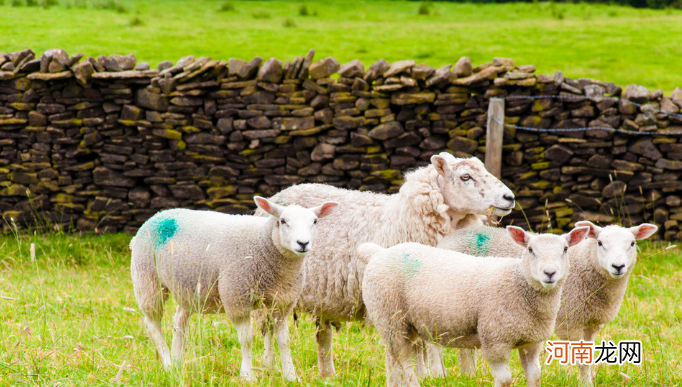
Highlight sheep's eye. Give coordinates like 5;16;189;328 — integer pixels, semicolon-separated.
630;241;635;247
597;241;603;247
461;174;471;181
280;219;287;225
563;246;568;253
313;219;318;225
528;247;533;254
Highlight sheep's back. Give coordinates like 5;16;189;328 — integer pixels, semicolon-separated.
438;225;524;258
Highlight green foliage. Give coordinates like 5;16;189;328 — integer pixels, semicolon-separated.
418;2;430;15
129;15;144;26
42;0;58;8
283;17;296;27
10;0;21;6
251;10;271;19
25;0;36;6
298;3;308;16
219;1;235;12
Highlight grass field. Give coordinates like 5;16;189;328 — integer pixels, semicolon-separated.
0;230;680;386
1;0;682;92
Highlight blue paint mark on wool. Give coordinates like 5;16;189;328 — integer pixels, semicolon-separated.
473;233;490;255
153;217;178;248
400;252;422;278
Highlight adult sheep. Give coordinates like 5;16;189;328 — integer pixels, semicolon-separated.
256;152;516;376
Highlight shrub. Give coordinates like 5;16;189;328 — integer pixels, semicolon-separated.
252;10;271;19
42;0;58;8
130;16;144;26
26;0;37;6
299;4;309;16
418;3;430;16
219;1;235;12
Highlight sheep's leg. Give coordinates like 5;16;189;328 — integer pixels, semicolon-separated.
519;343;542;387
263;321;278;371
426;343;447;378
144;315;172;369
315;318;336;377
384;348;403;387
234;317;255;381
273;312;298;381
133;269;171;369
171;305;191;365
482;346;512;387
578;326;601;387
414;340;428;379
460;348;476;376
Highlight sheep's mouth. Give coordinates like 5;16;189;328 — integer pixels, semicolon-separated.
609;271;626;279
541;280;557;288
491;206;514;216
295;249;308;254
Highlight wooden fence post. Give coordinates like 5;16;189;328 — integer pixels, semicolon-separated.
485;98;505;178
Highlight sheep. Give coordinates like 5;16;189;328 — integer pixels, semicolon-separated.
130;196;338;381
437;221;658;385
359;225;590;387
256;152;516;376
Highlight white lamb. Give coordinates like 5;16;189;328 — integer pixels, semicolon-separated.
359;225;589;387
437;221;658;385
129;197;338;381
256;153;516;376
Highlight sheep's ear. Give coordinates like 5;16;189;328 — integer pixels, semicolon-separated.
574;221;602;239
565;226;589;247
312;201;338;219
629;223;658;240
430;154;450;177
254;196;283;218
506;225;530;247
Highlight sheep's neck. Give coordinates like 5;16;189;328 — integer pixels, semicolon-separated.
260;218;305;283
517;259;563;323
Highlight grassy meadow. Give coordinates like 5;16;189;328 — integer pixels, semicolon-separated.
0;0;682;92
0;230;680;386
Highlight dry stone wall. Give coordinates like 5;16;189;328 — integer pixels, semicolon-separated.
1;48;681;237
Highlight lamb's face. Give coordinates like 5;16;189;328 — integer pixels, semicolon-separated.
431;153;515;217
575;221;658;279
508;226;589;290
254;196;338;257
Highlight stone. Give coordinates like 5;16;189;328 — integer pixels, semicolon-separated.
104;54;137;72
272;117;315;131
602;181;627;199
383;60;415;78
655;158;682;171
135;89;169;111
237;56;263;79
311;143;336;162
624;84;650;103
169;184;205;200
72;61;95;85
628;138;661;161
671;87;682;107
338;59;364;78
454;56;472;77
447;136;478;154
297;48;316;79
391;92;435;105
368;122;404;141
309;57;340;80
257;57;283;83
93;167;136;188
364;59;390;81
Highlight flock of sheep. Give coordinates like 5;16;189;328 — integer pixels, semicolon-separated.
129;152;657;386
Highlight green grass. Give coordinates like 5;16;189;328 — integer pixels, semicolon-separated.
1;1;682;92
0;231;680;386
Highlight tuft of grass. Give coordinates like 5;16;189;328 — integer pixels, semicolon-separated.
298;3;308;16
283;17;296;28
251;10;271;19
130;15;144;26
219;1;235;12
41;0;58;8
418;2;430;16
25;0;36;6
10;0;22;7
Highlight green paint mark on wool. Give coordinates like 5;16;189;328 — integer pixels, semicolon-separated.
152;217;178;248
473;233;490;256
400;252;422;278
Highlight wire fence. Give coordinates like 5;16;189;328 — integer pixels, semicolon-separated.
490;95;682;136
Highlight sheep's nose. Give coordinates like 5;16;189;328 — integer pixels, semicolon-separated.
612;264;625;274
297;240;309;250
503;193;515;203
544;270;556;280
